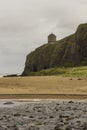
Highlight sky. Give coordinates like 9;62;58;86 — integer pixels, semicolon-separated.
0;0;87;75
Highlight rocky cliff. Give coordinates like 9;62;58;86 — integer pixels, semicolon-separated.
22;23;87;76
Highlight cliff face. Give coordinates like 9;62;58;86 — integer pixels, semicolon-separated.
22;23;87;76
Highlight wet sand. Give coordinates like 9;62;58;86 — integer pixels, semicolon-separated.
0;94;87;99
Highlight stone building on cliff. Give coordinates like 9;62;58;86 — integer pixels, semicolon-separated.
48;33;56;44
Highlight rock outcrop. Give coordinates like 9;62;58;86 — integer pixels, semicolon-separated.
22;23;87;76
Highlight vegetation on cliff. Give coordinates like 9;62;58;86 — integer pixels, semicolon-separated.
22;23;87;76
25;66;87;78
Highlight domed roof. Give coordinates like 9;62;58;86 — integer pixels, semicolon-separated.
48;33;56;37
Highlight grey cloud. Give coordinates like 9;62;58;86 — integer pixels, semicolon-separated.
0;0;87;75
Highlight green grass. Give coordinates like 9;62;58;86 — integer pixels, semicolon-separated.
28;66;87;78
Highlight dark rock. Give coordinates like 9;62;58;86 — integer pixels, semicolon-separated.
29;115;34;118
65;126;72;130
0;117;3;120
3;74;18;77
83;123;87;129
38;110;42;112
54;124;63;130
77;78;82;80
49;116;54;118
4;102;14;105
28;126;39;130
13;113;21;117
68;101;74;104
69;78;73;80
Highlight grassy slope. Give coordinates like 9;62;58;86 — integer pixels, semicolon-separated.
28;66;87;78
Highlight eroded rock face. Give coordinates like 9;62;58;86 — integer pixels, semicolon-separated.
22;23;87;76
75;24;87;47
75;24;87;65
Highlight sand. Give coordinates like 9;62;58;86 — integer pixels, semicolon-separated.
0;76;87;99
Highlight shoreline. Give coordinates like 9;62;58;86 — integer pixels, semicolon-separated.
0;94;87;100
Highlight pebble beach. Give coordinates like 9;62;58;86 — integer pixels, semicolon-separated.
0;100;87;130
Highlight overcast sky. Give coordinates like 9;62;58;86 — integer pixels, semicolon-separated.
0;0;87;75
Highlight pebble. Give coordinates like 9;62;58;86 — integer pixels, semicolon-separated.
3;102;14;105
0;100;87;130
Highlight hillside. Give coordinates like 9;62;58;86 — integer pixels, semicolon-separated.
22;23;87;76
23;66;87;78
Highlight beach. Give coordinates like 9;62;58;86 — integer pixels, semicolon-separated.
0;99;87;130
0;76;87;129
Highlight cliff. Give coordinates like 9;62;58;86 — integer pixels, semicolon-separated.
22;23;87;76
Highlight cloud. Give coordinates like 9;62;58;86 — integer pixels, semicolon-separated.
0;0;87;75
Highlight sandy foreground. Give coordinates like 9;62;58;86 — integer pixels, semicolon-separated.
0;76;87;94
0;76;87;99
0;99;87;130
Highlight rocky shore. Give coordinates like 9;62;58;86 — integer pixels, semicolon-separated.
0;100;87;130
